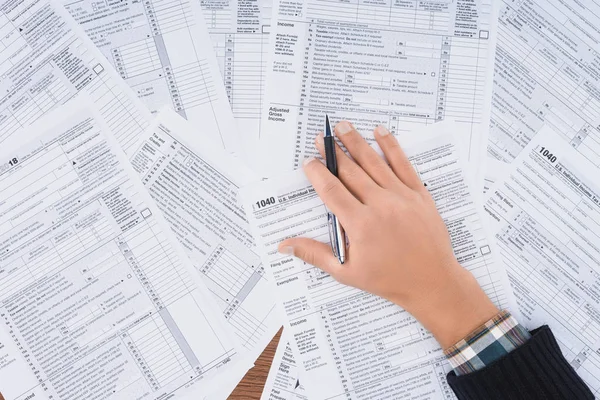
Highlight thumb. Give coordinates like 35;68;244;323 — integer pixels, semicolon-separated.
278;238;343;277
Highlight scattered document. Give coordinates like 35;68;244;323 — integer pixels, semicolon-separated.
0;0;152;153
130;109;281;363
0;103;245;400
261;332;307;400
257;0;499;182
242;127;517;399
485;125;600;394
482;163;506;194
205;365;252;400
488;0;600;172
201;0;272;147
62;0;241;154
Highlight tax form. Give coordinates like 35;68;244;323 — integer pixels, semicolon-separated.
485;126;600;396
61;0;241;153
256;0;498;181
0;0;151;153
488;0;600;173
130;110;281;364
201;0;272;147
0;104;245;400
241;129;517;399
261;331;307;400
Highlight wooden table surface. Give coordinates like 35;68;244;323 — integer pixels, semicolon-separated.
229;328;282;399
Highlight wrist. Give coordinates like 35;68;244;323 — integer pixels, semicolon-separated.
403;264;499;349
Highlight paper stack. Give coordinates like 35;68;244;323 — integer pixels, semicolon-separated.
0;0;599;399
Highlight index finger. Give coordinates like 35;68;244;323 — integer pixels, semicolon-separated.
303;157;363;223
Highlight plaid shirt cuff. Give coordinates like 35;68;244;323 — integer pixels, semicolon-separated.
444;310;531;375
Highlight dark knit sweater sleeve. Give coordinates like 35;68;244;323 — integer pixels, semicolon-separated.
447;326;594;400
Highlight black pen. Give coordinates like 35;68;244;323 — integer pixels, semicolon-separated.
324;115;346;264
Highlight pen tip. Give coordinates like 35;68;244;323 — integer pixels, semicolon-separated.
325;115;332;137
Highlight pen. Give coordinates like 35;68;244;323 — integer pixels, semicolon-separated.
324;115;346;264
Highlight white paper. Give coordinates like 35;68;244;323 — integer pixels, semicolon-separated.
0;102;246;400
485;125;600;394
129;109;281;365
261;331;307;400
0;0;152;153
241;126;518;399
203;364;251;400
201;0;272;149
255;0;499;184
488;0;600;170
482;161;508;195
204;371;248;400
61;0;241;154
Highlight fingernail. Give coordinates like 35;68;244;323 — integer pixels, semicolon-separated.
279;246;294;255
316;132;324;146
335;121;353;135
375;125;390;136
303;157;316;166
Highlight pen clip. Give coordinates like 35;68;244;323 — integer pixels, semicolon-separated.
327;212;339;259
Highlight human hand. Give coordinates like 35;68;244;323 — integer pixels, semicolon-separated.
278;121;498;348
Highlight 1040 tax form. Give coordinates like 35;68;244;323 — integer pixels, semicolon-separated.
488;0;600;171
485;126;600;395
201;0;272;149
0;0;152;153
130;109;281;364
62;0;242;154
0;104;244;400
242;128;517;399
257;0;498;184
260;331;307;400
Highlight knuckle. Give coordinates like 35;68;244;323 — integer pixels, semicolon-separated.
304;159;321;174
401;189;424;205
342;163;362;181
297;248;316;266
306;253;318;267
387;138;402;151
321;177;340;196
405;188;421;200
370;157;390;174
